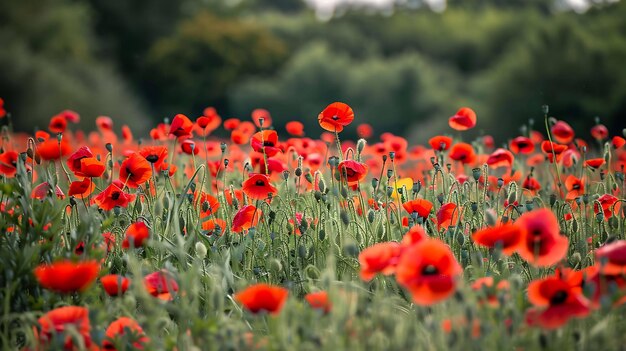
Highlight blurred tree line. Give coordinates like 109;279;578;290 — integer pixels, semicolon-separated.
1;0;624;140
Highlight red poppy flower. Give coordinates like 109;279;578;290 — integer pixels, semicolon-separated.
564;175;584;200
357;123;373;138
230;129;250;145
584;158;605;169
252;108;272;128
181;139;199;155
612;136;625;149
595;240;626;274
122;221;150;249
49;115;68;133
68;178;95;199
338;160;368;184
551;120;575;144
318;102;354;133
232;205;262;233
436;203;459;231
509;136;535;154
594;194;619;219
144;270;179;301
285;121;305;137
139;146;168;170
525;276;590;329
358;242;402;281
471;277;510;307
196;191;220;216
0;150;18;177
121;125;133;143
234;283;289;315
201;218;227;235
449;143;476;164
522;176;541;193
401;225;427;247
103;317;149;350
251;130;281;157
305;291;331;313
34;260;100;293
541;141;568;155
448;107;477;131
395;239;462;305
78;158;106;178
402;199;434;219
429;135;453;151
242;173;277;200
35;306;92;350
591;124;608;141
32;182;65;200
67;147;94;175
93;181;136;211
515;208;568;267
224;118;241;131
224;188;244;206
97;116;114;131
101;274;130;296
37;138;72;161
169;114;193;138
119;153;152;188
472;223;521;255
486;148;514;168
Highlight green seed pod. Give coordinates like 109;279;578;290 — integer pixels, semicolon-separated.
318;230;326;241
340;210;350;226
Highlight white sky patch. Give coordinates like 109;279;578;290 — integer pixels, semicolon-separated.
305;0;613;19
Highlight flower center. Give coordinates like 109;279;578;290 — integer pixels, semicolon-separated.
255;180;266;187
550;290;568;305
422;265;438;276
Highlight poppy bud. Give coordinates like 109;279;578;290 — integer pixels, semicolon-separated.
318;230;326;241
220;142;227;153
106;143;113;153
541;105;549;115
298;245;307;258
344;243;358;257
304;172;313;183
340;210;350;226
389;151;395;160
371;178;378;189
224;159;229;168
340;187;348;199
413;181;421;194
357;138;366;154
471;202;478;212
56;133;63;143
525;201;533;212
497;178;504;188
472;168;481;181
549;194;557;207
318;178;326;193
295;168;302;177
382;155;387;162
195;242;207;259
367;210;375;223
386;186;394;197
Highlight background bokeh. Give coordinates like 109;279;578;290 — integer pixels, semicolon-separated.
1;0;625;142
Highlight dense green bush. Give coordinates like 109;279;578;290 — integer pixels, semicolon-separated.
230;42;464;139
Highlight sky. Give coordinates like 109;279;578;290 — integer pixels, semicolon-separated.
305;0;598;19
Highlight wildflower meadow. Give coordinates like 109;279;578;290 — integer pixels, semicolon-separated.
1;100;626;350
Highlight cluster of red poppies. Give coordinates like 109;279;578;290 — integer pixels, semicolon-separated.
1;97;626;348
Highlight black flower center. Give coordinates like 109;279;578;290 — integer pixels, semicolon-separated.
550;290;568;305
422;265;438;276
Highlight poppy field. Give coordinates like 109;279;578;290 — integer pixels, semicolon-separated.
1;101;626;350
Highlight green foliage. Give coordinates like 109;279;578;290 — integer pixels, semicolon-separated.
230;43;462;138
0;0;149;133
476;2;626;137
143;11;288;117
